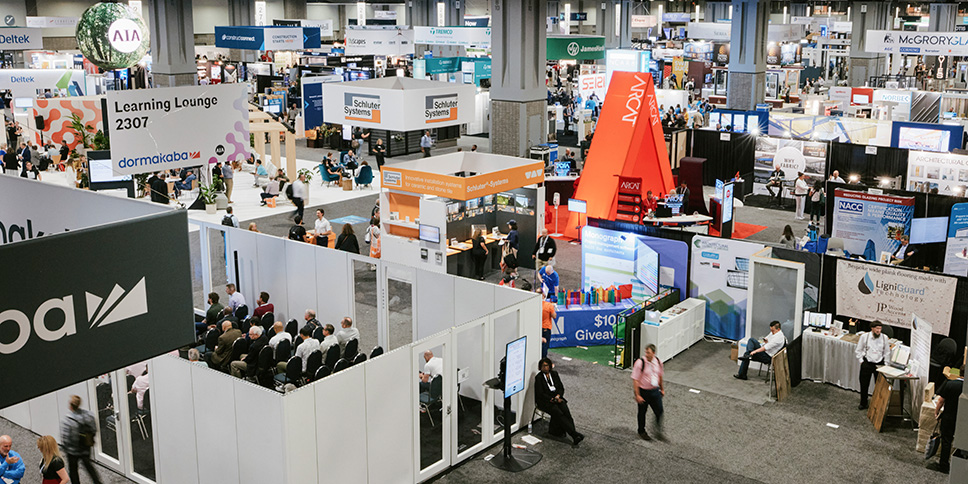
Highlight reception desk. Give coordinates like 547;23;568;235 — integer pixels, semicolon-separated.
446;234;504;278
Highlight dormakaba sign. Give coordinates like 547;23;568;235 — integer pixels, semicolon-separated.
866;30;968;56
0;28;43;50
108;84;249;175
0;210;193;408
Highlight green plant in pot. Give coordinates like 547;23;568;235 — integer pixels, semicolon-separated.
200;183;218;214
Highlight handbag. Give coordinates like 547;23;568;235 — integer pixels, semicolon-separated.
925;418;942;459
364;226;371;244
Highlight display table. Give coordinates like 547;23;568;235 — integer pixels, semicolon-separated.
446;234;502;278
801;330;862;393
549;300;636;348
639;298;705;362
640;213;713;229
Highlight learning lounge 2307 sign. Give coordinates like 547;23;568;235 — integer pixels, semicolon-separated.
835;259;956;334
108;84;250;175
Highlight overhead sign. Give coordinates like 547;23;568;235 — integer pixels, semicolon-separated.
866;30;968;56
344;27;414;56
381;161;544;199
0;27;44;50
836;259;956;334
578;73;606;101
301;75;342;136
107;83;250;175
214;25;322;51
687;22;730;40
663;12;692;23
414;26;490;46
0;69;85;97
322;78;475;131
768;24;805;43
274;18;333;37
26;16;78;28
547;35;606;60
0;210;193;409
76;2;149;70
631;15;657;28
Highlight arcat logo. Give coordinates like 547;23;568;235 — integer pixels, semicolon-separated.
0;277;148;355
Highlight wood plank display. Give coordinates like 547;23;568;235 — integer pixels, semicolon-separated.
772;348;791;402
867;374;891;432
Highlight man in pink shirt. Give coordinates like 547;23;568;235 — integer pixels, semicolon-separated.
632;344;665;440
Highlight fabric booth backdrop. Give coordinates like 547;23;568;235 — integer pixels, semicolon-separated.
690;130;756;197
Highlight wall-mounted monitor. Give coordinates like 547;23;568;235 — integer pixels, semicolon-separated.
446;202;460;214
418;224;441;244
88;151;132;183
568;198;587;214
910;217;948;244
466;198;479;210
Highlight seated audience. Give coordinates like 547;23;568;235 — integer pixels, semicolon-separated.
278;326;319;374
302;310;320;332
319;324;338;354
534;357;584;445
129;368;150;409
336;317;360;352
253;292;274;318
268;321;293;349
188;348;206;366
173;169;196;197
231;326;267;378
210;321;243;371
226;283;246;314
734;321;785;380
197;292;223;336
216;306;238;327
419;350;443;392
260;179;281;205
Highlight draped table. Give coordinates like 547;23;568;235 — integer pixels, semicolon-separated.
801;330;862;392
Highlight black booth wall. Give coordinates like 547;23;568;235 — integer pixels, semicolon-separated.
689;130;755;196
445;187;539;270
827;142;909;187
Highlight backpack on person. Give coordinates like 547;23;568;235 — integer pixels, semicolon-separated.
285;183;294;199
221;215;234;227
78;413;97;448
288;226;304;241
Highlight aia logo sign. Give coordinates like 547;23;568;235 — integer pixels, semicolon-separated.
108;18;145;53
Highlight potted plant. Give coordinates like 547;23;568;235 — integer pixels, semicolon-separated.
200;183;218;214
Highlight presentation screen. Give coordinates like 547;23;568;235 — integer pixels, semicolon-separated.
897;127;950;152
88;152;132;183
722;182;735;223
910;217;948;244
504;336;527;397
568;198;587;214
635;240;660;296
418;224;440;244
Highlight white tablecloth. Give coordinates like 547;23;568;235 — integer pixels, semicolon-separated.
801;330;862;392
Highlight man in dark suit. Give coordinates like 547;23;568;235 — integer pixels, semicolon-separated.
3;147;17;173
209;321;242;371
534;357;584;445
148;172;169;204
230;326;268;378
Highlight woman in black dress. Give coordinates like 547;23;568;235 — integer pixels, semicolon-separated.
335;223;360;254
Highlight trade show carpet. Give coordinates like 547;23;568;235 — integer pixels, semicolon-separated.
433;345;948;484
661;340;773;406
708;222;768;240
549;345;618;367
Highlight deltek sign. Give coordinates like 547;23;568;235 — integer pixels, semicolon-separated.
344;92;382;122
866;30;968;56
0;28;44;50
0;211;193;408
424;94;458;123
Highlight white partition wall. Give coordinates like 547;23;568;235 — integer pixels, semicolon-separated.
235;382;287;483
285;240;319;323
189;363;241;484
151;357;199;484
415;269;457;339
365;348;415;483
282;385;318;484
316;248;353;325
313;364;369;483
256;235;290;323
228;228;261;308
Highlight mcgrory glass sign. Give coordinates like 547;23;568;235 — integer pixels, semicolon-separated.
866;30;968;56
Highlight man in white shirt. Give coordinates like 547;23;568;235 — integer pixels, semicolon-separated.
319;324;339;355
226;283;246;314
855;321;891;410
794;172;809;220
130;369;150;409
735;321;785;380
336;316;360;352
312;208;333;246
291;172;307;220
419;350;443;392
268;321;292;350
829;170;845;184
277;326;319;373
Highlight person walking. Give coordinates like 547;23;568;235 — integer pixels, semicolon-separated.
929;371;964;474
221;159;235;203
60;395;103;484
632;344;665;441
793;172;809;220
372;138;386;170
809;179;825;222
420;130;433;157
367;216;381;259
291;172;307;220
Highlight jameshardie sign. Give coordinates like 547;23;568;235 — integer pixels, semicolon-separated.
547;35;605;60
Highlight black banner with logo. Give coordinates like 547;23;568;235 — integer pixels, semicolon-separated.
0;211;194;408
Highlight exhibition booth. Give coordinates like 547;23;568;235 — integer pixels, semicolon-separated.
378;152;545;275
321;77;476;156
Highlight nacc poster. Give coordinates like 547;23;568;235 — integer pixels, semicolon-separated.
831;189;914;258
688;235;765;340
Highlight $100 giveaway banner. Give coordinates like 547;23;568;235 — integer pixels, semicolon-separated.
836;259;956;334
108;84;250;175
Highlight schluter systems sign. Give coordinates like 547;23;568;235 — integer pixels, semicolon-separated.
0;211;193;408
343;92;382;123
381;162;544;199
425;93;458;123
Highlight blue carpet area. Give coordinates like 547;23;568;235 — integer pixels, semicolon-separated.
330;215;370;225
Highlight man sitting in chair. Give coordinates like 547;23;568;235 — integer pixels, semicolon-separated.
336;317;360;352
765;166;784;205
734;320;785;380
419;350;443;392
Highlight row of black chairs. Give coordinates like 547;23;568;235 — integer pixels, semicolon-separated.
270;344;384;390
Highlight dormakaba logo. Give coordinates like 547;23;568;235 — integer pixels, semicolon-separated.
0;277;148;355
622;75;652;124
425;94;458;123
343;92;381;122
117;150;199;169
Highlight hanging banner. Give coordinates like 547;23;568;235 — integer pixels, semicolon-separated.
943;203;968;276
578;73;606;102
906;150;968;195
831;189;914;258
301;75;341;136
274;19;333;37
322;78;476;131
688;236;765;340
546;35;606;60
687;22;730;40
835;259;956;334
663;12;692;23
866;30;968;56
344;27;414;56
0;27;44;50
413;26;490;46
214;26;321;50
26;16;78;28
107;83;250;175
631;15;657;29
0;210;193;409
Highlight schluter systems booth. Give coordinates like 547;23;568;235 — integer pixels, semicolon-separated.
322;77;476;157
379;152;545;277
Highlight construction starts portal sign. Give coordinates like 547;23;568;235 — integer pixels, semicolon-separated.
107;84;249;176
0;211;193;408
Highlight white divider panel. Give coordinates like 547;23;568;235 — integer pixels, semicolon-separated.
256;234;290;323
151;356;200;484
229;228;261;304
27;393;60;439
54;382;89;432
365;348;414;484
316;248;351;325
285;240;319;323
454;277;496;324
190;364;240;484
1;402;31;428
415;269;455;340
234;382;286;484
455;320;487;401
282;387;318;484
314;364;368;483
494;283;534;311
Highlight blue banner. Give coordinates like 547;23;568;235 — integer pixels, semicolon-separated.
550;302;633;348
944;203;968;275
830;189;914;260
215;26;321;50
302;81;323;132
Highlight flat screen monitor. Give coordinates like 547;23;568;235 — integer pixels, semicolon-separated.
465;198;479;210
88;151;132;183
568;198;587;214
13;97;32;108
503;336;527;397
722;182;735;223
635;240;660;296
495;193;511;206
418;224;440;244
515;194;529;208
446;202;460;214
896;126;952;152
910;217;948;244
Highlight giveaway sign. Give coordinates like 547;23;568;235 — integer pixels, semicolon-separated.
107;83;250;175
550;303;628;348
831;189;914;258
836;259;956;334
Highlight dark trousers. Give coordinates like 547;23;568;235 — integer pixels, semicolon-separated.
541;401;578;438
68;452;103;484
941;418;956;467
859;360;882;406
637;387;664;433
422;147;431;158
195;321;209;336
472;253;487;279
292;197;304;219
809;199;824;221
541;328;551;359
737;339;772;378
766;182;783;204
